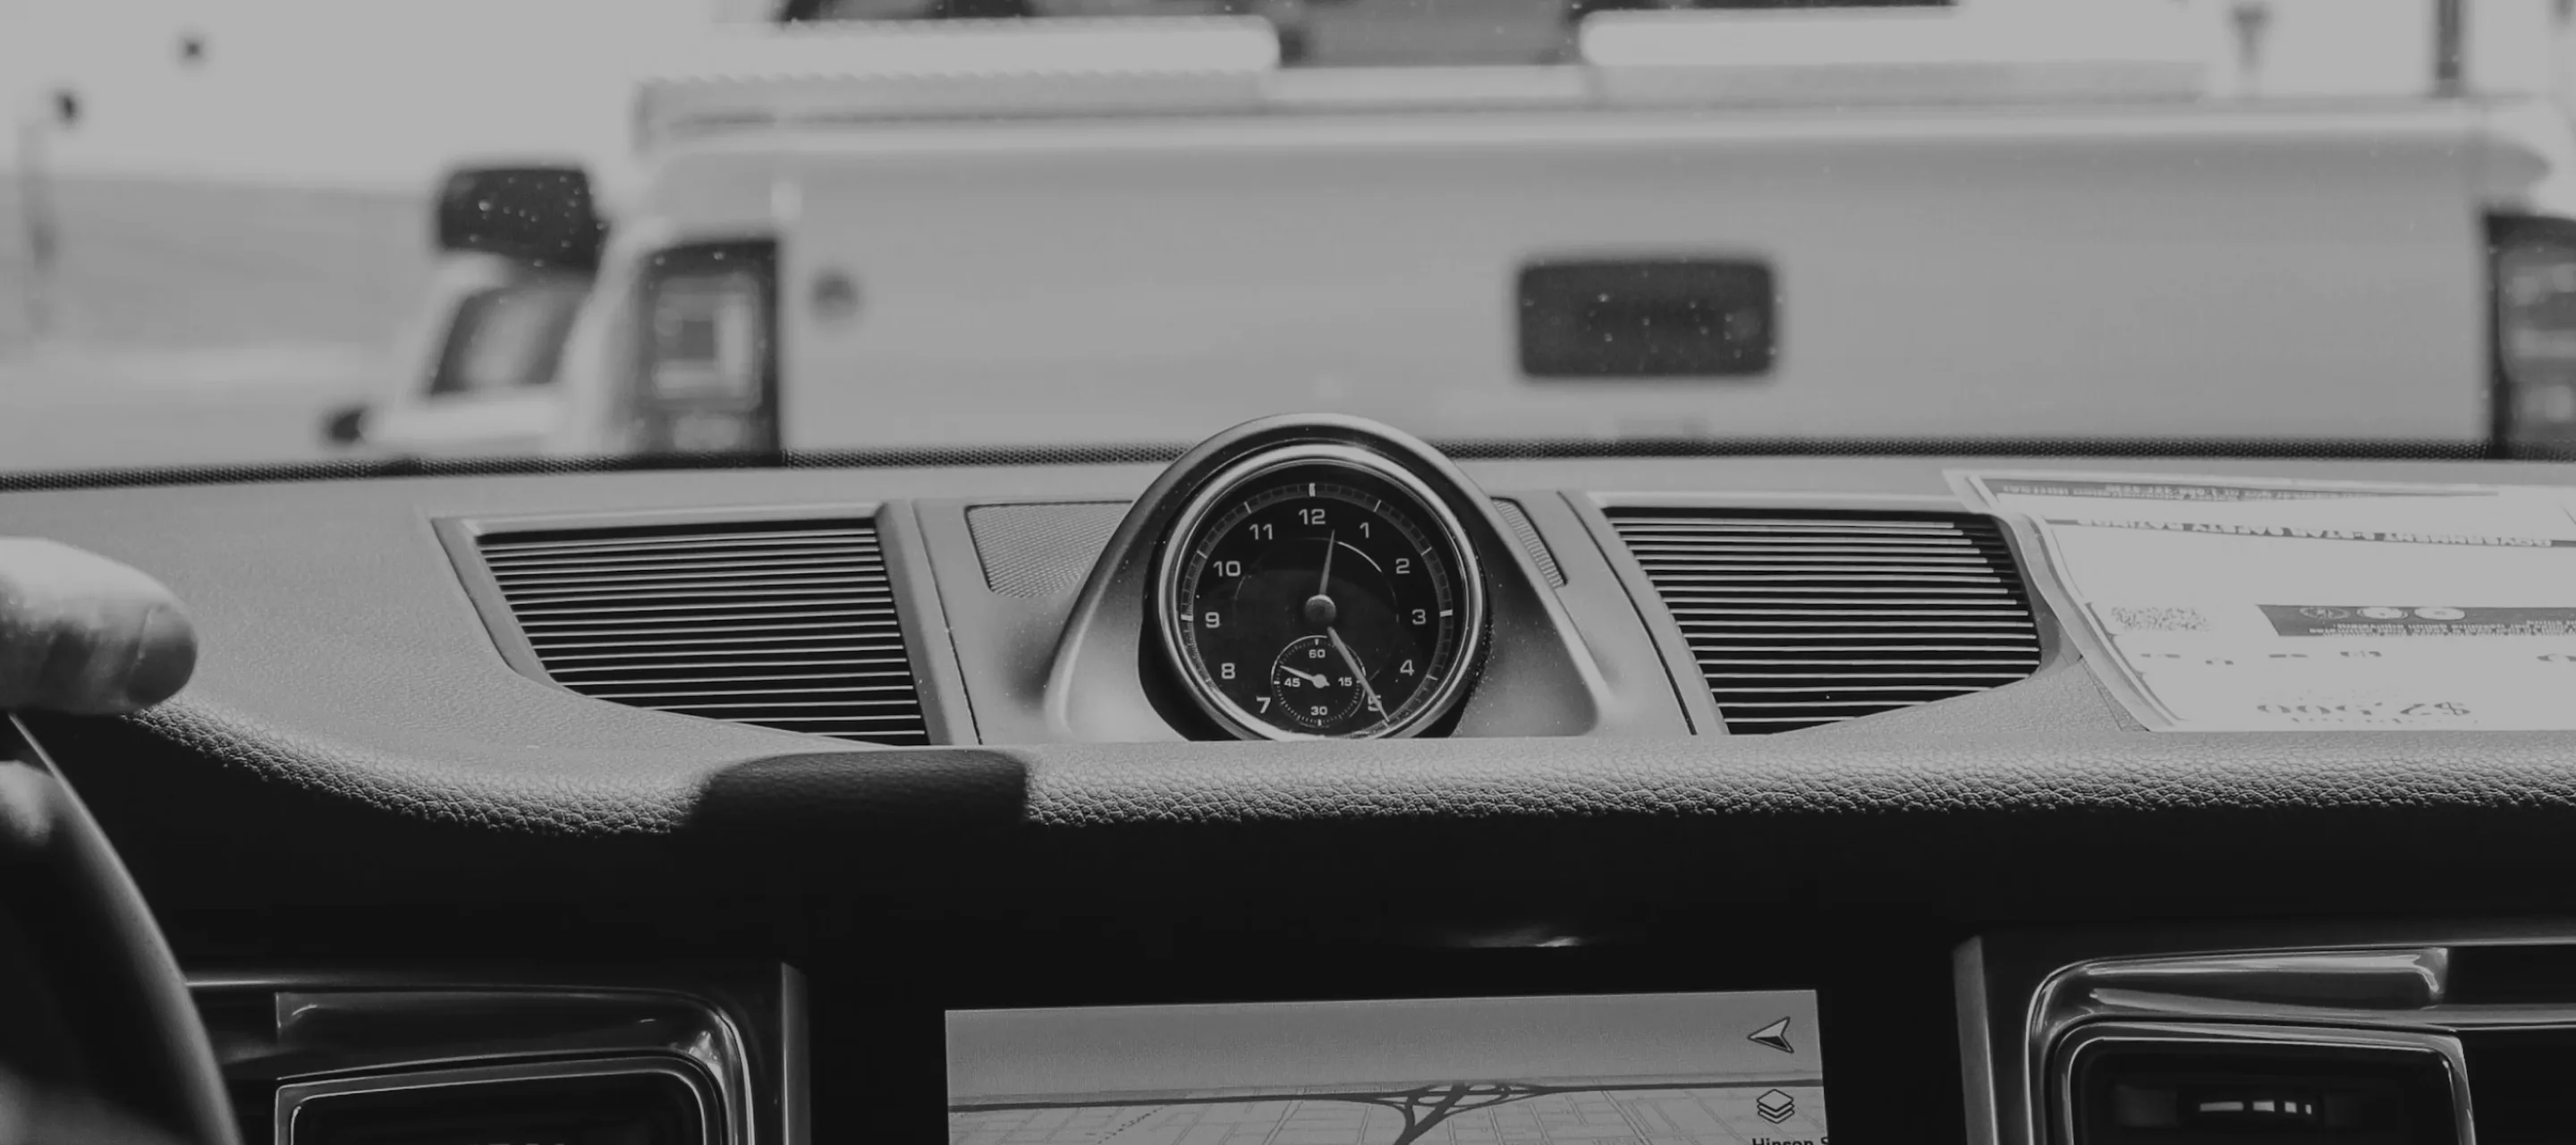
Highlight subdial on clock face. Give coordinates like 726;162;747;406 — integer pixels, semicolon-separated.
1268;634;1366;731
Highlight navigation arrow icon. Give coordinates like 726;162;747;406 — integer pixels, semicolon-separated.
1747;1017;1793;1054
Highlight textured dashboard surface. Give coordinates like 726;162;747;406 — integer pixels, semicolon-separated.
9;454;2576;917
964;501;1131;598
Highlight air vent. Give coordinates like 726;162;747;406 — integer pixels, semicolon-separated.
279;1062;712;1145
2062;1032;2462;1145
1609;508;2040;733
475;518;929;745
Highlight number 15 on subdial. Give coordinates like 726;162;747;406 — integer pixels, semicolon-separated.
1263;633;1379;729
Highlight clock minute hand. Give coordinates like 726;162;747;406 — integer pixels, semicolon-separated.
1326;626;1383;716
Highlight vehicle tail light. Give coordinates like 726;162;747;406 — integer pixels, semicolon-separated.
637;242;778;455
2489;216;2576;458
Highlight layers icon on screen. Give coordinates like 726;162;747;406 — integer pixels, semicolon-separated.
1757;1089;1795;1124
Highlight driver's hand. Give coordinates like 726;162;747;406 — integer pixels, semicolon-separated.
0;539;196;715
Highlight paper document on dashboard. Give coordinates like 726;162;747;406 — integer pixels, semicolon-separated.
1950;471;2576;731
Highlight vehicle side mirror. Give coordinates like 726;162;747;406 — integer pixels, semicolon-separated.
434;165;603;271
320;403;369;446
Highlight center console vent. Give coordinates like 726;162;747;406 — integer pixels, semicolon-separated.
190;969;790;1145
1606;507;2041;732
2062;1029;2464;1145
2003;945;2563;1145
461;515;930;745
279;1060;710;1145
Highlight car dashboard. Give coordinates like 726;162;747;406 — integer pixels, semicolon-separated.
8;419;2575;1145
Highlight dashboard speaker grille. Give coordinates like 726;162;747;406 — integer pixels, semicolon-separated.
474;518;929;746
1609;508;2040;733
967;501;1131;598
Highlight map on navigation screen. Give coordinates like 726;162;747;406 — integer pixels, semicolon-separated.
947;990;1827;1145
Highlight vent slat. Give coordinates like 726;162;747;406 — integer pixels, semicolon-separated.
476;518;928;746
1626;550;1990;564
536;644;911;665
1614;508;2040;734
504;598;896;619
1708;671;2033;681
1631;572;2010;584
1709;698;1970;710
498;577;890;598
1701;658;2039;666
650;698;929;711
1629;542;1984;551
514;604;898;626
485;542;881;566
580;684;921;701
484;550;881;575
514;612;900;635
487;543;877;566
1657;597;2012;606
480;528;877;556
1674;621;2033;632
492;562;888;588
1690;634;2035;644
499;580;894;606
567;670;916;689
530;630;902;653
1656;587;2011;598
1618;535;1979;546
546;656;913;675
1642;566;1997;578
1607;518;1970;532
1668;608;2031;618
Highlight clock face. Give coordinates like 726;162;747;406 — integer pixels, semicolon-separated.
1158;444;1486;741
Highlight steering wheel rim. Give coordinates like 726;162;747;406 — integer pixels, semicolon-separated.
0;714;239;1145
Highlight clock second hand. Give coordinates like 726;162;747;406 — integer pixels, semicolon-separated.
1326;626;1383;716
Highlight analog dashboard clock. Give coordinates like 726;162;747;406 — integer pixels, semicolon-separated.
1155;443;1487;740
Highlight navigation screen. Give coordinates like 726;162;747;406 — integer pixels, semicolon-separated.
948;989;1827;1145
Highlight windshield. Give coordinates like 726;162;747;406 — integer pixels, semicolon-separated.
0;0;2566;471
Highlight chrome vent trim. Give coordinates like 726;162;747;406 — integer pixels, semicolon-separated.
1609;508;2040;733
1490;497;1565;588
477;518;930;746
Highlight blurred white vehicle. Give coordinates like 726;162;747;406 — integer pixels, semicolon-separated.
780;0;1350;61
326;168;602;457
341;4;2576;461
